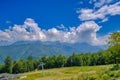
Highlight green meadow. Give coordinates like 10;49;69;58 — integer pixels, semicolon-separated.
20;64;120;80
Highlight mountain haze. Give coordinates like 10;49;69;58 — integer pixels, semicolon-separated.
0;41;107;63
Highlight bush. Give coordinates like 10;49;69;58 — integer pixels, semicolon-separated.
0;65;5;73
101;74;111;80
110;64;120;71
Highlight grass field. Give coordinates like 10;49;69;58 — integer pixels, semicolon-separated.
19;64;120;80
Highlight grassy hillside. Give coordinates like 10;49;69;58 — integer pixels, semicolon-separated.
19;64;120;80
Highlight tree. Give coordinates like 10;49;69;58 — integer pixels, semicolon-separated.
66;53;81;66
40;56;49;69
27;55;33;61
4;56;12;73
12;60;26;73
45;56;56;68
55;54;66;67
108;31;120;46
0;64;5;73
106;45;120;64
26;56;34;71
107;31;120;64
89;54;97;66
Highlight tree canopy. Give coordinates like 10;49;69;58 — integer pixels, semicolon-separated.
108;31;120;46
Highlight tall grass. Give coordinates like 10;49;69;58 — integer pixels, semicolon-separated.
20;64;120;80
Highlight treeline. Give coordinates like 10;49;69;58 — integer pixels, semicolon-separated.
0;44;120;74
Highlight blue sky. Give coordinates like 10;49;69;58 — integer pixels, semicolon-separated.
0;0;80;29
0;0;120;46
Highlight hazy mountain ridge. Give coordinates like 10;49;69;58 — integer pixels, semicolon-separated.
0;41;107;63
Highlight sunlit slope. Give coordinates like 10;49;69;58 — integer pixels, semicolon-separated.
20;65;120;80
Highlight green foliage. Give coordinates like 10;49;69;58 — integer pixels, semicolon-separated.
0;49;119;74
13;60;25;73
110;64;120;71
4;56;12;73
105;44;120;64
0;64;5;73
108;31;120;46
12;56;35;73
55;54;66;67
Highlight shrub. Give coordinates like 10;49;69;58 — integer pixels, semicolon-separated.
110;64;120;71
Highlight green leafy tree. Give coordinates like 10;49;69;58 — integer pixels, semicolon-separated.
26;56;34;71
106;45;120;64
4;56;12;73
55;54;66;67
96;52;106;65
108;31;120;46
46;56;56;68
40;56;49;69
66;53;81;66
12;60;24;73
0;64;5;73
89;54;97;66
107;31;120;64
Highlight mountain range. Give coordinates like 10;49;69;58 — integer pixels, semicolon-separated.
0;41;107;63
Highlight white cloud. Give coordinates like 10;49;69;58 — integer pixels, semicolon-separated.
0;30;10;40
94;0;112;8
89;0;112;7
75;21;108;45
78;1;120;21
5;18;46;42
101;17;108;22
0;18;108;46
56;24;68;31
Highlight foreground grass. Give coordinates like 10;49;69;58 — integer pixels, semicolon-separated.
19;64;120;80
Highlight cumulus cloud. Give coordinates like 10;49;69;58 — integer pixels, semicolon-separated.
75;21;108;45
78;1;120;21
0;30;10;40
5;18;46;42
0;18;108;46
